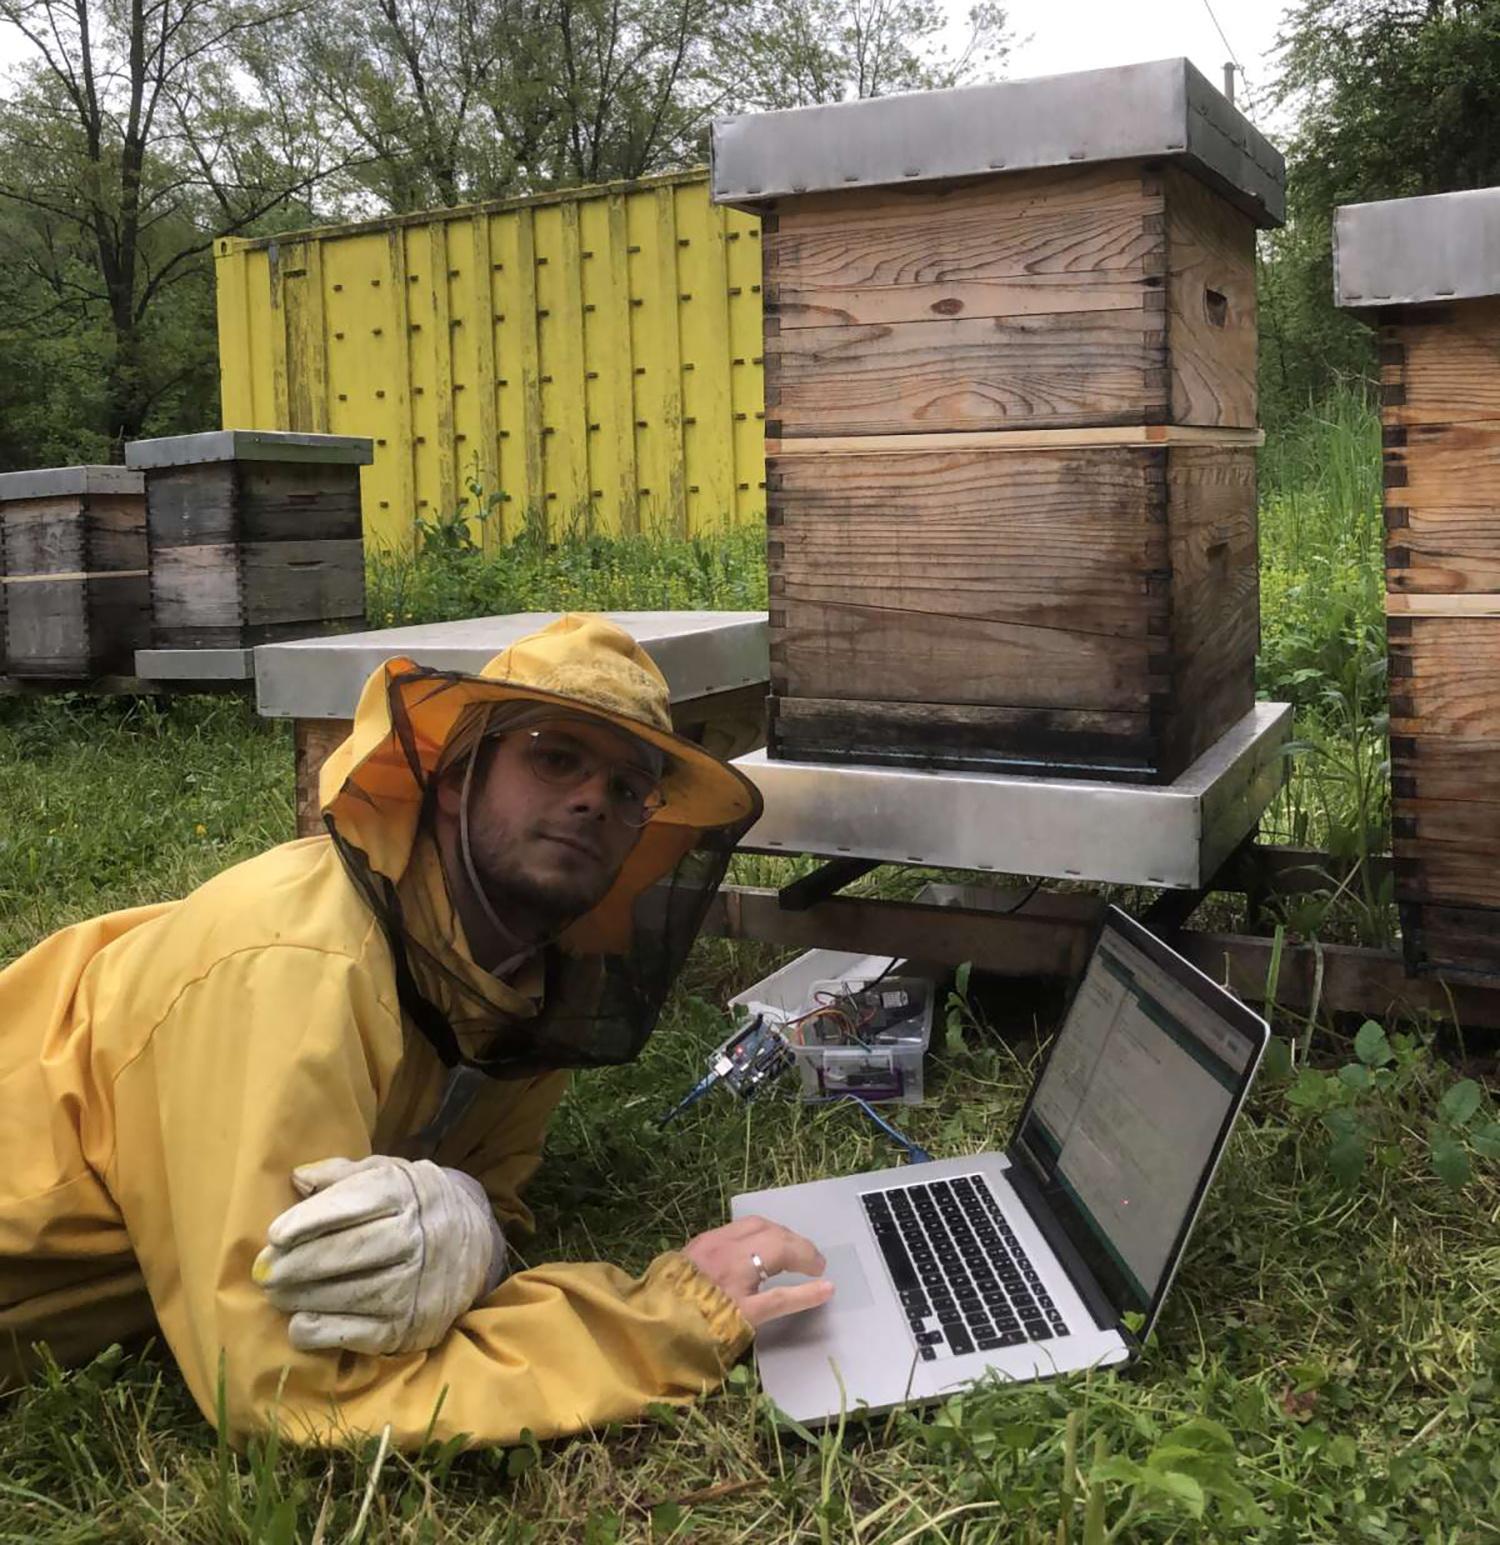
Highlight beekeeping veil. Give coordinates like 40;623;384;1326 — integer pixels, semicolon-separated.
317;614;762;1077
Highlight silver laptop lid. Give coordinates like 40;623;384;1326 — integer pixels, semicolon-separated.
1009;906;1269;1341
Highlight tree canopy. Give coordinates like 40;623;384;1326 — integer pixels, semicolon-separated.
5;0;1500;468
1260;0;1500;421
0;0;1010;468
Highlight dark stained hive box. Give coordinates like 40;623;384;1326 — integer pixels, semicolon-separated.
712;59;1284;783
765;431;1258;778
1336;188;1500;984
125;430;373;650
0;466;149;678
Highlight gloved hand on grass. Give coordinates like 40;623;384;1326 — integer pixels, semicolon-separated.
253;1156;507;1355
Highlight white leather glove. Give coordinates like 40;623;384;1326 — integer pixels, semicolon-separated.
252;1155;507;1355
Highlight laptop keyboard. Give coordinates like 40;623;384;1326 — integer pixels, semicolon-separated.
861;1173;1070;1361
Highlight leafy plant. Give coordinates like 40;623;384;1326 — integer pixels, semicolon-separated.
1283;1020;1500;1189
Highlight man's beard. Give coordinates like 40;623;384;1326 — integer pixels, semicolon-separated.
469;838;612;938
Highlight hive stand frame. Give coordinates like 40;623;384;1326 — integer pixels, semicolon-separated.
701;841;1500;1030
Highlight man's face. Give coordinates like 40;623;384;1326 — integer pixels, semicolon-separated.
439;716;656;930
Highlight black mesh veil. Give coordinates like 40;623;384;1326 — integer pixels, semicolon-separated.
324;665;760;1080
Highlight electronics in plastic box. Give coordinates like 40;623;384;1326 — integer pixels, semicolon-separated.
729;950;934;1105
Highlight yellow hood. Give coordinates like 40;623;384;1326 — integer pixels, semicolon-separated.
317;613;762;959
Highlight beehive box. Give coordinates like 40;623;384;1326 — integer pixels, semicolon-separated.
1336;188;1500;983
713;58;1284;783
0;466;149;678
125;430;373;649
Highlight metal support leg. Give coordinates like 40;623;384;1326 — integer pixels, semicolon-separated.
1140;833;1260;937
777;857;880;912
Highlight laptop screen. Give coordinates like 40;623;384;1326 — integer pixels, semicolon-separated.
1012;908;1266;1336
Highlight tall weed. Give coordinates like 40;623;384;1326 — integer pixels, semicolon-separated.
1256;387;1393;943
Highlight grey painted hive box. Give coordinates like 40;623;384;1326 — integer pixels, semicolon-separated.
0;465;149;678
125;429;373;651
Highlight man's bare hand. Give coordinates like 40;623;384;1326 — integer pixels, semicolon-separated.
681;1215;834;1328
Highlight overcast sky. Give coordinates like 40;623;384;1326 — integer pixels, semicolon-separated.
996;0;1294;133
0;0;1297;132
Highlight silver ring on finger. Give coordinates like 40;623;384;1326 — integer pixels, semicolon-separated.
750;1251;770;1288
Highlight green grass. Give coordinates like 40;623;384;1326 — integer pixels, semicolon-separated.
366;512;768;629
3;395;1499;1541
0;694;294;962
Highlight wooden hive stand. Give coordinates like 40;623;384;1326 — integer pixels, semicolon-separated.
1337;188;1500;986
712;59;1285;784
125;430;373;650
0;466;150;679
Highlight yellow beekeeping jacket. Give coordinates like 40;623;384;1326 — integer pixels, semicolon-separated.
0;618;759;1447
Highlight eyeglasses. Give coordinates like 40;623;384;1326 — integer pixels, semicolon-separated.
516;728;666;828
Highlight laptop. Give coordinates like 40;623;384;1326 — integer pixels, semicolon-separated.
732;905;1269;1423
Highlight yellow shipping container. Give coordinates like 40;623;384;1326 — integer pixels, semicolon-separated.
215;170;767;549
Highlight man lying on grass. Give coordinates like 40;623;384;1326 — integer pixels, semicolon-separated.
0;614;832;1446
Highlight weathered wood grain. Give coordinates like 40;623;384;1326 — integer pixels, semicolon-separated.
1383;421;1500;507
1379;296;1500;978
1387;617;1500;975
145;465;239;547
1163;167;1257;428
770;598;1168;714
771;695;1156;777
241;538;365;626
2;498;85;573
1381;299;1500;426
82;495;151;571
1388;617;1500;738
770;446;1168;641
238;463;364;542
768;443;1170;716
766;166;1156;329
766;440;1257;781
1390;734;1500;804
145;458;366;648
1387;505;1500;594
767;425;1266;455
763;161;1257;433
765;308;1165;434
1162;447;1259;771
150;544;242;632
1;492;148;676
3;579;86;676
295;716;353;837
1394;813;1500;907
1401;901;1500;984
1386;592;1500;615
763;163;1155;234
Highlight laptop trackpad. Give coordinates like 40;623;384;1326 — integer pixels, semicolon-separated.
769;1242;875;1312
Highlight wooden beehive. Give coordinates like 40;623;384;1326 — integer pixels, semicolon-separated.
0;466;149;678
125;430;372;650
713;59;1284;783
1336;189;1500;983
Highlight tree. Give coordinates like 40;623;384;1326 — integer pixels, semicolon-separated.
247;0;744;209
246;0;1013;214
1261;0;1500;420
0;0;350;457
239;0;504;210
726;0;1009;108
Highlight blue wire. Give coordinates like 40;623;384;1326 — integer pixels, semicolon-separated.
812;1094;933;1164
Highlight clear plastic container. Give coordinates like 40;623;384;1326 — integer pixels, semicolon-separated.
730;952;933;1105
